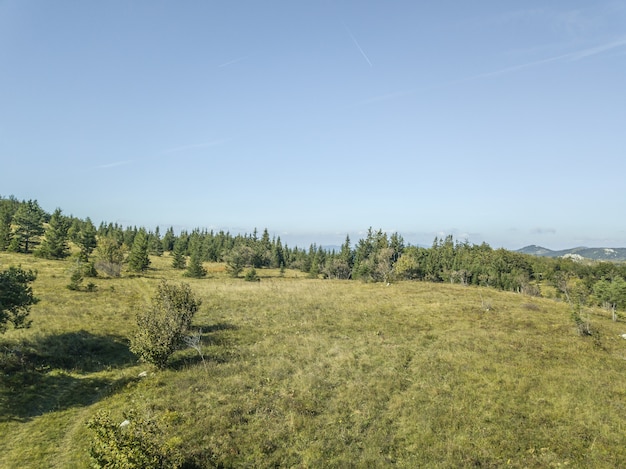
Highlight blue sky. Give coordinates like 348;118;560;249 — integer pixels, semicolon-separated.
1;1;625;249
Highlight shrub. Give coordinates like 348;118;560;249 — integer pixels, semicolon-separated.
130;281;201;368
87;409;184;468
244;268;260;282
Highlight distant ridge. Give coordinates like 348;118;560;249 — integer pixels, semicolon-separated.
517;245;626;261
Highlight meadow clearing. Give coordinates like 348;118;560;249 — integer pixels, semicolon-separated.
2;251;626;468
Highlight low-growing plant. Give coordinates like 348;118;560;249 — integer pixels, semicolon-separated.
87;409;184;469
244;268;260;282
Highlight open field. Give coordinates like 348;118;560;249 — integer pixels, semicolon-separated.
2;252;626;467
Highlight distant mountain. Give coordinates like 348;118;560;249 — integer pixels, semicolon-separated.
517;245;626;262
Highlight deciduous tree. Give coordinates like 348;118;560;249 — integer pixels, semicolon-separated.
130;281;201;368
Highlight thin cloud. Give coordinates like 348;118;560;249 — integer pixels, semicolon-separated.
469;36;626;80
162;140;227;155
359;90;415;105
95;160;133;169
217;56;247;68
343;22;373;67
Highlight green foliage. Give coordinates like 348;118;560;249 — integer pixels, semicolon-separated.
67;265;84;291
171;237;187;270
0;198;18;251
244;268;260;282
0;265;38;333
94;236;126;277
37;208;70;259
148;227;164;256
127;229;150;273
77;218;98;262
593;276;626;320
224;245;253;278
130;281;201;368
8;199;46;253
161;226;176;252
184;243;206;279
4;250;626;467
87;409;184;468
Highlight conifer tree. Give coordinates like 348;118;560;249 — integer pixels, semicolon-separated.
127;228;150;272
38;208;70;259
0;266;38;333
77;218;98;262
0;203;14;251
8;199;46;253
148;227;164;256
171;237;187;269
184;245;206;278
162;226;175;252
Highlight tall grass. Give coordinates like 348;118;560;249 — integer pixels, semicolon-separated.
2;251;626;467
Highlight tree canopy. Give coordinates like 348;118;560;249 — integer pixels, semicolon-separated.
0;266;38;333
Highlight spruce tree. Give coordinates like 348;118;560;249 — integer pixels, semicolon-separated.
77;218;98;262
38;208;70;259
127;228;150;272
171;237;187;269
0;203;13;251
162;226;175;252
184;245;206;278
148;227;164;256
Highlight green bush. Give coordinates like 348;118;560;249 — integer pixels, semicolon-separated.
87;409;184;468
244;268;260;282
130;281;201;368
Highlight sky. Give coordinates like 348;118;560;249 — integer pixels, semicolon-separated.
1;1;625;250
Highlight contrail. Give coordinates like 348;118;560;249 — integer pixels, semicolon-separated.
343;22;373;67
217;56;247;68
468;36;626;80
95;160;133;169
162;140;227;154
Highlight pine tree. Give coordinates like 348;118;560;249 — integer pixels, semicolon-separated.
8;200;46;253
38;208;70;259
127;228;150;273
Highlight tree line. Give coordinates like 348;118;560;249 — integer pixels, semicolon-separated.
2;195;626;316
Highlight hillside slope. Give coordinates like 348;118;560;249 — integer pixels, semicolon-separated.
517;244;626;261
2;252;626;467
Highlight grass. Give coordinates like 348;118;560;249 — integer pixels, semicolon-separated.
2;251;626;467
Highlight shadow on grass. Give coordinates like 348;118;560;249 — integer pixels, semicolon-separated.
168;322;237;370
25;330;136;373
0;331;138;422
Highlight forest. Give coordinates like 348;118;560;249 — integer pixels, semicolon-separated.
2;195;626;315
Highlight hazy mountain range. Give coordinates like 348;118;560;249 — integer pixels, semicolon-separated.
516;245;626;262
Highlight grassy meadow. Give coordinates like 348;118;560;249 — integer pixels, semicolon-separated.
2;251;626;467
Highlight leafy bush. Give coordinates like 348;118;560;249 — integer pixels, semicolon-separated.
87;409;184;468
130;281;201;368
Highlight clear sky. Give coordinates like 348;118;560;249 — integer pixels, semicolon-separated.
1;1;625;250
